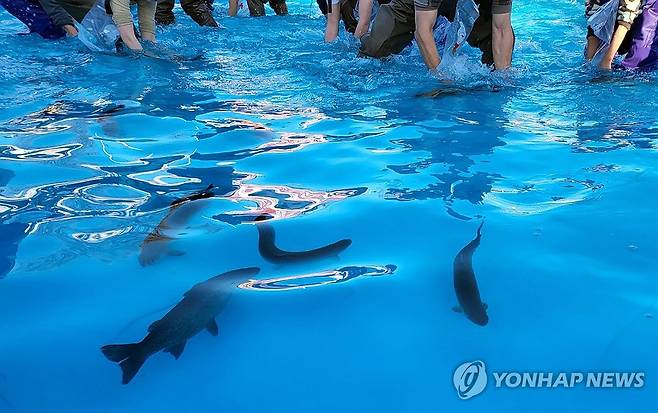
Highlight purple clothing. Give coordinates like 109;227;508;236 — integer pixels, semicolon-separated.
623;0;658;68
0;0;65;38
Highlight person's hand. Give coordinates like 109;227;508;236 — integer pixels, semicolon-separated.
354;22;369;39
599;58;613;70
63;25;78;37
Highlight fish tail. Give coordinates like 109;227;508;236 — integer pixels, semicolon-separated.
101;343;146;384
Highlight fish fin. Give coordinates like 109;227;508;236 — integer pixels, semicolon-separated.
147;320;161;332
206;318;219;336
452;306;463;313
167;249;185;257
101;343;145;385
164;341;186;360
476;221;484;238
483;303;488;310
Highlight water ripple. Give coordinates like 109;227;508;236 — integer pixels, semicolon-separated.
239;265;397;291
484;178;603;215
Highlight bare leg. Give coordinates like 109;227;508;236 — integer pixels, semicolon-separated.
585;34;600;60
599;25;630;70
325;5;340;42
492;12;513;70
229;0;238;16
414;9;440;70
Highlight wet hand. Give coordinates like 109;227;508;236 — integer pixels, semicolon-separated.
599;59;613;71
354;23;369;39
63;25;78;37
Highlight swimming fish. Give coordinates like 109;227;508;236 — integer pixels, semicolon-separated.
452;222;488;326
416;85;501;99
138;185;215;266
254;215;352;264
0;222;29;279
101;267;260;384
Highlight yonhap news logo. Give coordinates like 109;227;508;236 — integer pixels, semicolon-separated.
453;361;487;399
452;361;645;400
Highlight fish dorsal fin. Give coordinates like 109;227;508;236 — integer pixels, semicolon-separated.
147;319;162;332
164;341;186;360
206;318;219;336
483;303;488;310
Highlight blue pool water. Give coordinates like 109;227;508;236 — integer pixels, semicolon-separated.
1;1;658;411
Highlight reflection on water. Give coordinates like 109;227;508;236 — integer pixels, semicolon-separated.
219;173;367;221
484;178;603;215
239;265;397;291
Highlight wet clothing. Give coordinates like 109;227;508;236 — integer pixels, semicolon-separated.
155;0;218;26
0;0;65;38
415;0;511;14
109;0;156;37
586;0;645;29
247;0;287;16
360;0;511;64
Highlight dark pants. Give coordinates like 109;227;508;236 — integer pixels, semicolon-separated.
247;0;288;16
0;0;65;39
359;0;506;65
359;0;417;57
156;0;219;26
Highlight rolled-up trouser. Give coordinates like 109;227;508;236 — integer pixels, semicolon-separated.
247;0;288;16
359;0;416;57
0;0;65;38
359;0;455;58
155;0;176;24
109;0;157;38
155;0;217;26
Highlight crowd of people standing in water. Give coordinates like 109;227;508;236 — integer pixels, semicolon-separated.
1;0;658;71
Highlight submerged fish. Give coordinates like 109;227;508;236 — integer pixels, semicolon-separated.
416;85;501;99
254;215;352;264
101;267;260;384
0;222;29;279
452;222;488;326
138;185;215;266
